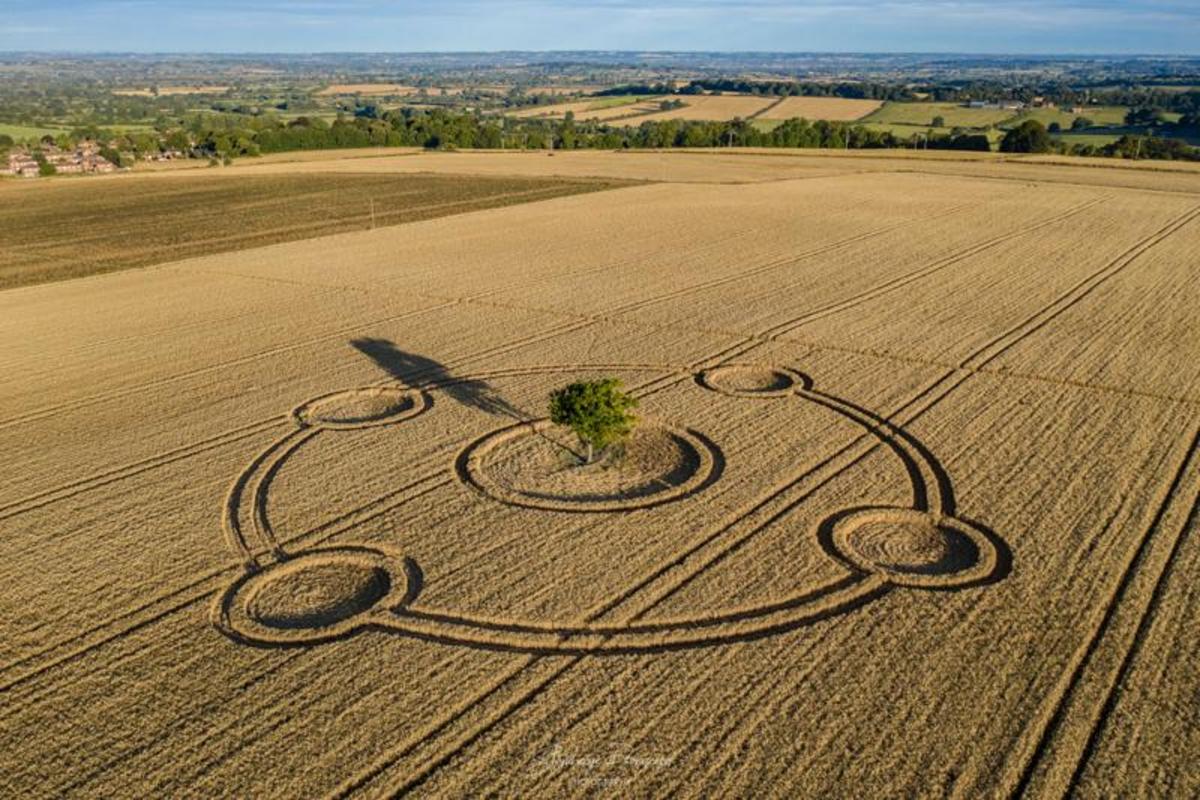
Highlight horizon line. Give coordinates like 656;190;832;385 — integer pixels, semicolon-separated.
1;49;1197;59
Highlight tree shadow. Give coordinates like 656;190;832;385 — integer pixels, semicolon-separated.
350;337;526;420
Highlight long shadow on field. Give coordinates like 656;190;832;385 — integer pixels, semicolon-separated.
350;337;526;420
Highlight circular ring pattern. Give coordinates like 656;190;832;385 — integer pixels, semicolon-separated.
214;545;412;645
822;506;999;589
456;419;718;512
217;362;1006;653
697;364;810;398
291;386;429;430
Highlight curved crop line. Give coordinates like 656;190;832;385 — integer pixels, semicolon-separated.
250;427;321;560
221;428;307;571
799;386;950;517
375;575;888;655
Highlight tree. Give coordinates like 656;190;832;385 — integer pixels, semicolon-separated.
999;119;1052;153
1125;107;1164;127
1071;116;1093;131
931;115;945;128
1048;122;1062;134
548;378;638;465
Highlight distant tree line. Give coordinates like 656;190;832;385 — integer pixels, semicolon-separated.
595;79;914;101
7;107;1197;169
176;108;990;158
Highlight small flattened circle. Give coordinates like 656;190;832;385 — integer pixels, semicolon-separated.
823;506;999;589
247;559;391;629
697;364;809;398
291;386;429;430
216;546;413;646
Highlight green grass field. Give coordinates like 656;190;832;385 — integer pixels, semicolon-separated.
859;121;952;138
1007;106;1129;129
1053;132;1123;148
862;101;1016;128
585;95;653;111
857;121;1003;146
0;123;69;142
0;172;628;290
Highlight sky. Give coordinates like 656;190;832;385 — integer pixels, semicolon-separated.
0;0;1196;55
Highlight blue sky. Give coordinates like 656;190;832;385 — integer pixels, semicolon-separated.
0;1;1195;55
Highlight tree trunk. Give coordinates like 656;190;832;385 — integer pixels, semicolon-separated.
585;441;594;465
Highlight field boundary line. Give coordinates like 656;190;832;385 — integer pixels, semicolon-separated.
885;165;1200;198
0;180;627;296
747;95;787;120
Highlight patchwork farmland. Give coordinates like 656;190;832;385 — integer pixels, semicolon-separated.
1;149;1198;797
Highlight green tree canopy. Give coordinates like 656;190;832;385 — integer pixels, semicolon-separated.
548;378;638;464
999;120;1053;153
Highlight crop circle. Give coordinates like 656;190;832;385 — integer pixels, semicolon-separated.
823;506;998;589
458;419;718;512
698;364;808;398
291;386;429;430
215;546;411;645
247;559;391;629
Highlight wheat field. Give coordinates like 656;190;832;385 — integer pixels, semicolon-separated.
1;150;1197;797
758;96;884;122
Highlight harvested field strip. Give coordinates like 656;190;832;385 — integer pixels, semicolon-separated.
757;96;884;122
0;186;766;392
0;172;630;290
